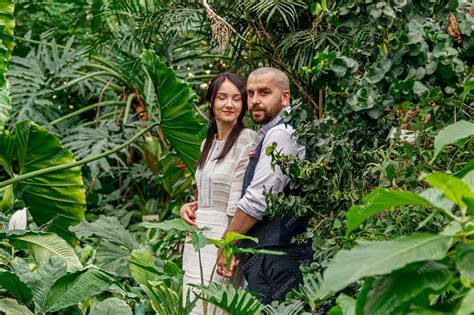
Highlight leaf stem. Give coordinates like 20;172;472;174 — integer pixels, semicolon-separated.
49;101;126;126
0;122;160;188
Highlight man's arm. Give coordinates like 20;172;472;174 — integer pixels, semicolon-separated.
216;208;257;277
225;208;258;236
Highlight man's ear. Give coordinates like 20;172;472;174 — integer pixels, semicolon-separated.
281;89;290;107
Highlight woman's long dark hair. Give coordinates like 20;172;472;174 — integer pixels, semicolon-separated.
196;73;248;169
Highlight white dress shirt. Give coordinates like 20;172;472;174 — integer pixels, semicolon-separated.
237;108;305;220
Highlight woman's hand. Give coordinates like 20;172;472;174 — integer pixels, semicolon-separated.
180;201;198;227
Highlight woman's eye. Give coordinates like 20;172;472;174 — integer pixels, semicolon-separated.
217;95;226;100
233;97;241;102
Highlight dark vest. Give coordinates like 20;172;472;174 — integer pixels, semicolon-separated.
238;118;311;249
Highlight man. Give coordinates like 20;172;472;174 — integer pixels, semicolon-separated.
215;67;312;304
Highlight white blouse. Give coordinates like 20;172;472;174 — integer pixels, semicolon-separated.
195;128;259;217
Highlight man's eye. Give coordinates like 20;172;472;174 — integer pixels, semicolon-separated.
248;92;254;96
261;91;268;96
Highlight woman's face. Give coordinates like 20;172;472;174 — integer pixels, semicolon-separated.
212;79;243;125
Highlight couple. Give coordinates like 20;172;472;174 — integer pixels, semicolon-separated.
181;67;312;314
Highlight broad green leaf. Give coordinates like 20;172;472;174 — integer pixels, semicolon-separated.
318;233;451;298
0;184;14;213
457;288;474;315
95;241;133;277
140;218;197;233
9;231;82;272
130;248;159;286
356;261;452;314
454;159;474;178
0;269;32;303
146;280;196;315
0;129;13;175
462;170;474;191
0;0;15;132
195;283;263;315
44;268;115;313
455;244;474;283
129;248;162;313
433;120;474;158
13;121;86;243
14;256;67;311
71;217;139;250
191;231;212;251
90;298;132;315
222;231;258;246
346;188;433;234
140;51;206;173
335;293;355;315
418;188;453;213
0;298;32;315
424;172;474;209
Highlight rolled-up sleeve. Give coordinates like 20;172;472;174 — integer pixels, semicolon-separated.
238;127;304;220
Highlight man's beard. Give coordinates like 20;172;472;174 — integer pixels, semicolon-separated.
250;104;283;125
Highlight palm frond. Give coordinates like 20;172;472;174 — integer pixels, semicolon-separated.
146;281;196;315
262;300;305;315
61;121;136;177
194;283;263;315
238;0;307;30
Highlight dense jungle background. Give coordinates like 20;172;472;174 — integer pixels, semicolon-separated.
0;0;473;314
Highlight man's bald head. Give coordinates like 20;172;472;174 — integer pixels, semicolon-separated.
248;67;290;91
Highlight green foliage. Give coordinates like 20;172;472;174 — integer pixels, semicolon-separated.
42;268;114;313
0;121;86;243
0;268;32;303
0;298;32;315
434;120;474;158
195;283;263;315
71;216;139;276
13;256;68;312
8;231;83;272
356;262;452;314
317;233;451;298
89;297;133;315
139;50;206;173
0;0;15;132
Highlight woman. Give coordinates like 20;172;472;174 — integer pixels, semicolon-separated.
180;73;258;314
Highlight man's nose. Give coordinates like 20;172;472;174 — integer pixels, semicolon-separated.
250;94;259;105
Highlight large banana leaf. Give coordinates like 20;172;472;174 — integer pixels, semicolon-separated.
90;297;132;315
13;256;67;312
457;288;474;315
43;268;115;313
140;51;206;173
8;231;83;272
71;216;138;276
10;121;86;243
0;268;32;303
356;261;452;314
318;233;451;298
71;216;138;250
0;298;32;315
0;0;15;131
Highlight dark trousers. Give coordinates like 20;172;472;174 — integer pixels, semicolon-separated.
240;246;312;304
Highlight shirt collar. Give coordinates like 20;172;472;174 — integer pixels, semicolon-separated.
257;107;290;139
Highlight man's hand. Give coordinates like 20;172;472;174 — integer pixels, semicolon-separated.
216;248;239;278
180;201;197;227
